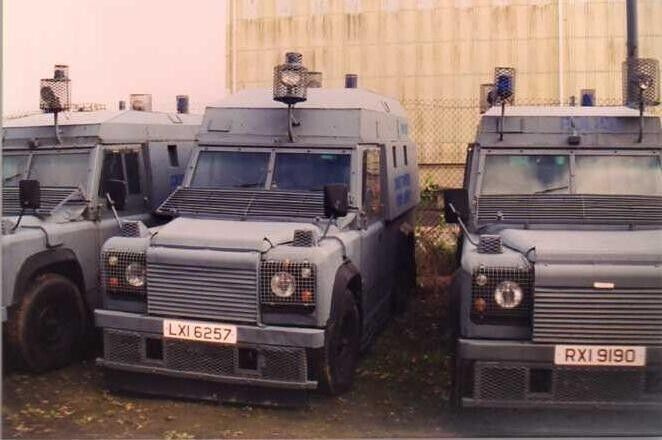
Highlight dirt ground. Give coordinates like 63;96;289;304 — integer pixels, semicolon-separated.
3;283;662;439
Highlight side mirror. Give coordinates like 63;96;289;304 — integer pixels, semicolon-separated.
105;179;127;211
443;188;469;224
324;184;349;218
19;179;41;210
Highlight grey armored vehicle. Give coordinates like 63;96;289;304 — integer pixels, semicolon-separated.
445;63;662;409
95;54;420;402
2;73;200;372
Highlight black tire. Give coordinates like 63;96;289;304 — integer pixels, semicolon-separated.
318;289;361;395
8;273;86;372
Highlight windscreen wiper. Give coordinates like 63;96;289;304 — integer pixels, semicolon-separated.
3;173;22;183
534;184;569;195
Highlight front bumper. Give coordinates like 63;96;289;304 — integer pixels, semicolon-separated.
95;309;324;395
457;339;662;409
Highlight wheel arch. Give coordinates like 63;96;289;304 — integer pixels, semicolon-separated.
329;261;363;329
13;248;86;308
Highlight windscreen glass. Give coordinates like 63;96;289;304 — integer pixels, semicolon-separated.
481;154;570;195
3;154;29;186
191;151;270;188
575;155;662;195
28;153;90;188
272;153;351;191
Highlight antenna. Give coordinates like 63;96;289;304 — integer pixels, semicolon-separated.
40;65;71;144
622;57;660;142
273;52;308;142
493;67;516;141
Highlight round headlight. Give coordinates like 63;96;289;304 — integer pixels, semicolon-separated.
281;70;302;87
494;280;523;309
271;271;296;298
126;263;146;287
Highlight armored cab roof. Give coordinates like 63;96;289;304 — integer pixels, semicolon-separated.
2;110;202;148
199;88;411;146
478;105;661;149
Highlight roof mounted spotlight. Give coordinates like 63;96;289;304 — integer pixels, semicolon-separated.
273;52;308;142
623;57;660;142
40;64;71;145
493;67;516;141
479;83;495;114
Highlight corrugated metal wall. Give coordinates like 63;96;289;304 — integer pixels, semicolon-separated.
226;0;662;187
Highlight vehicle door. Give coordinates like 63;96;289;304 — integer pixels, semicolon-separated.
359;145;387;323
96;145;149;244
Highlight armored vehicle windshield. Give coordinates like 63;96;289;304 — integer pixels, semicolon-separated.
191;150;351;191
3;150;91;189
481;152;661;195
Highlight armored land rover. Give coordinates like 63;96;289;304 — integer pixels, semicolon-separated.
445;64;662;409
2;95;200;372
95;55;420;403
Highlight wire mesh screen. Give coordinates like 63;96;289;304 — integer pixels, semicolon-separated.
39;79;70;112
622;58;661;107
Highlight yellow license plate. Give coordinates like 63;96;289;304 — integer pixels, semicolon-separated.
163;319;237;345
554;345;646;367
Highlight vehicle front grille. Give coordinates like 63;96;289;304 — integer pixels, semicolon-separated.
533;287;662;345
147;262;258;323
476;194;662;225
103;330;308;384
473;361;662;404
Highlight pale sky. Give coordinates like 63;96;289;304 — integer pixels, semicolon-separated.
2;0;227;116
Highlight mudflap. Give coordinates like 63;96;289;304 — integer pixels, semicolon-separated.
103;369;310;408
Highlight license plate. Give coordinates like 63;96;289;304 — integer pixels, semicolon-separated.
554;345;646;367
163;319;237;345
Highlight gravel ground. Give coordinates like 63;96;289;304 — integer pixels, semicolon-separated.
3;284;662;438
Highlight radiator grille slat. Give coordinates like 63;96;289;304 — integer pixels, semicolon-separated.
156;187;325;219
147;261;258;323
533;288;662;345
2;186;85;216
477;194;662;225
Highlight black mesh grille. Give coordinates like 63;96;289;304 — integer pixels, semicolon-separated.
101;250;146;297
260;260;316;307
623;57;660;107
157;187;325;219
104;331;142;364
477;194;662;225
554;368;644;402
165;340;235;376
292;230;315;247
477;235;502;254
475;364;527;401
273;52;308;105
471;266;533;323
472;361;662;404
102;330;308;384
120;221;140;237
39;78;71;112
